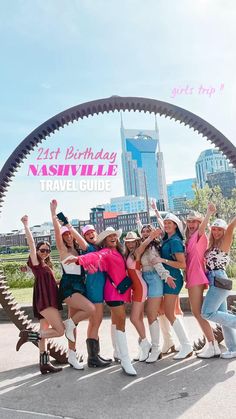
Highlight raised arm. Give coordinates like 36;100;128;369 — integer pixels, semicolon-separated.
64;248;111;273
135;228;162;258
21;215;38;266
136;213;143;237
222;216;236;253
198;203;216;237
150;200;164;232
50;200;65;255
67;224;88;251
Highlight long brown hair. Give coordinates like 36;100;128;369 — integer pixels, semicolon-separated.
124;240;140;260
100;237;124;256
36;241;53;269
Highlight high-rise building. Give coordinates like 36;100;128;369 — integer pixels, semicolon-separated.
207;170;236;198
167;178;196;211
121;114;168;209
97;195;154;214
195;149;230;188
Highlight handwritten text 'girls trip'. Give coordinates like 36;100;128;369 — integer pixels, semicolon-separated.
171;83;224;99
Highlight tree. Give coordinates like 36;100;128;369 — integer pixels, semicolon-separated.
187;185;236;223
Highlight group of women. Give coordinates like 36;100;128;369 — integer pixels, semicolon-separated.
16;199;236;376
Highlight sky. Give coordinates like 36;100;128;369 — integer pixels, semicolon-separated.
0;0;236;232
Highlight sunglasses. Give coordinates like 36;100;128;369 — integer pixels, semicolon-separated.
38;248;51;254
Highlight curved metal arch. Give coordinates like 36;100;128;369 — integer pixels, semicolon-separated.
0;96;236;203
0;95;235;362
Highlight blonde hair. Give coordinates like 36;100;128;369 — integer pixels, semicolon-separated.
206;231;225;254
185;220;201;244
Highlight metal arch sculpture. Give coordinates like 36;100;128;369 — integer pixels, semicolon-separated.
0;95;235;361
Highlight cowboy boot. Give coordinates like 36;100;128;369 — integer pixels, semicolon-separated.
40;351;62;374
197;340;221;359
86;339;111;368
111;324;121;362
159;315;176;354
172;318;193;360
115;330;137;376
139;338;152;362
16;330;41;351
146;320;162;363
68;349;84;370
64;318;76;342
97;339;112;363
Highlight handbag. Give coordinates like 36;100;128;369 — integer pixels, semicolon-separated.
106;272;132;294
214;275;232;291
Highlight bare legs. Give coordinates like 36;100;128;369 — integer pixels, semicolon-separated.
188;285;214;342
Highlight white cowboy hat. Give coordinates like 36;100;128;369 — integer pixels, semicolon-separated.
96;227;122;245
211;219;227;230
163;213;184;237
186;211;203;223
124;231;141;242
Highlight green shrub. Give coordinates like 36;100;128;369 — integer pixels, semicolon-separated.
0;260;62;288
226;263;236;278
0;261;34;288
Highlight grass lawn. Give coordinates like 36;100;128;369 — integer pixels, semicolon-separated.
0;249;59;262
11;287;33;304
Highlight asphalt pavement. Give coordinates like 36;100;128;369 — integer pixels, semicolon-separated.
0;316;236;419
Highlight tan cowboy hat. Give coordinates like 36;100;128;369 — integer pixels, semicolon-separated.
163;213;184;237
96;226;122;245
186;211;203;223
124;231;141;242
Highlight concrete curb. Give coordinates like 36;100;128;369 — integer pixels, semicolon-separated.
1;293;236;322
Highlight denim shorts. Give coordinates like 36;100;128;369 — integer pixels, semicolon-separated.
142;271;164;298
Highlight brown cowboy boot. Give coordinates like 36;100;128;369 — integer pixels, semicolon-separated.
16;330;41;351
40;351;62;374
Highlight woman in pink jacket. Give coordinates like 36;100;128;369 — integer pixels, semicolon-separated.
64;227;137;377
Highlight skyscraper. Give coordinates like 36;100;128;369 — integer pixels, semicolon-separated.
167;178;196;211
120;114;168;209
195;149;230;188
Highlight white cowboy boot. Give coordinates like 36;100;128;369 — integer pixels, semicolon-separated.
172;318;193;360
139;338;152;362
133;338;141;361
68;349;84;369
146;320;162;363
159;315;176;354
115;330;137;376
197;341;221;359
64;318;76;342
111;324;120;362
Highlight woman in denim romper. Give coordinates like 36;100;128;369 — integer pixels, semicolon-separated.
201;217;236;358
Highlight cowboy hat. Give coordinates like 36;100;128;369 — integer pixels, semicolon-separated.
211;219;227;230
124;231;141;242
186;211;203;223
163;213;184;237
96;227;122;245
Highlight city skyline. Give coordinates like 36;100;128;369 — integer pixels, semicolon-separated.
0;1;235;232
